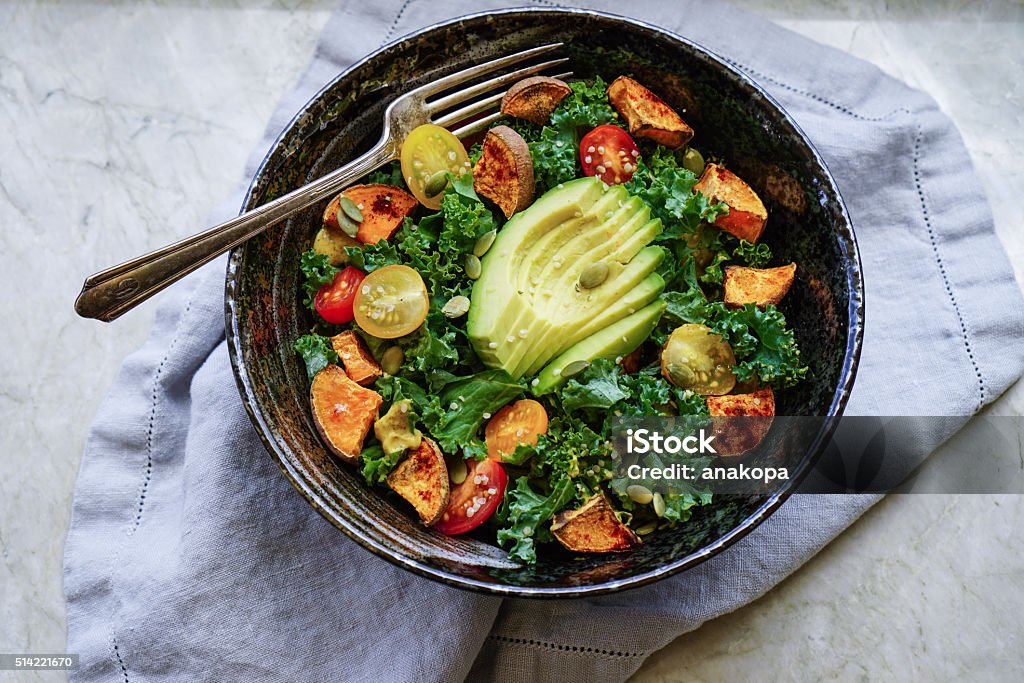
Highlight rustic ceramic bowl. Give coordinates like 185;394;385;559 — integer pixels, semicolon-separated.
225;8;863;597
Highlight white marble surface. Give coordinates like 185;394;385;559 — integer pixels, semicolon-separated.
0;1;1021;681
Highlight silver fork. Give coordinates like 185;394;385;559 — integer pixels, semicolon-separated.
75;44;570;322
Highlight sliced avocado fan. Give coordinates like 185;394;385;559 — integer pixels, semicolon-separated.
467;176;667;385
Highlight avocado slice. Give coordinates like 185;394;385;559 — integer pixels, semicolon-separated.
468;177;665;378
513;249;666;377
468;176;606;364
533;299;668;395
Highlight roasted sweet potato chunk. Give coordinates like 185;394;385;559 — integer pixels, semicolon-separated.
330;330;382;386
337;184;417;245
551;492;640;553
387;437;450;525
501;75;571;125
472;125;535;218
723;263;796;309
706;387;775;457
694;164;768;243
310;364;383;464
607;76;693;149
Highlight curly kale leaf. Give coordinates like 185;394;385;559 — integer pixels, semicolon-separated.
359;441;405;486
299;250;339;311
496;476;575;564
660;276;807;388
427;369;525;454
520;77;621;194
367;160;406;188
733;239;773;268
293;333;338;381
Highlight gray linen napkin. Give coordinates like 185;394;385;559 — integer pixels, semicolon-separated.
64;1;1024;681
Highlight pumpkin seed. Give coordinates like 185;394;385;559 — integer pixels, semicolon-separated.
423;170;449;197
578;261;609;289
561;360;590;379
473;229;497;258
682;147;705;176
626;484;654;505
448;456;468;485
665;362;696;388
337;210;360;238
338;195;363;223
442;295;471;319
652;492;666;518
464;253;482;280
635;522;658;536
380;346;404;375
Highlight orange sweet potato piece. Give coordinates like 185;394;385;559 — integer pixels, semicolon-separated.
472;125;535;218
336;184;418;245
551;492;640;553
693;164;768;243
330;330;382;386
706;387;775;457
607;76;694;149
387;437;450;525
723;263;796;308
310;364;383;464
619;346;645;374
501;76;571;125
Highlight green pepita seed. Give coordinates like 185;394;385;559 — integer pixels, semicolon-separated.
380;346;404;375
682;147;705;176
665;362;696;388
561;360;590;379
464;254;482;280
338;195;363;223
337;210;360;238
423;170;449;197
473;229;497;258
578;261;609;289
448;456;468;485
652;492;666;518
626;484;654;505
635;522;658;536
442;295;471;319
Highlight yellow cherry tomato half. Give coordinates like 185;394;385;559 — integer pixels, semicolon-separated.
660;323;737;396
400;123;471;210
353;265;429;339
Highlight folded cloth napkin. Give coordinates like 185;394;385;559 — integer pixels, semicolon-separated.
64;1;1024;681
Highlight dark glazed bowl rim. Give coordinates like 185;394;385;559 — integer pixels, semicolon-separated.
225;7;864;598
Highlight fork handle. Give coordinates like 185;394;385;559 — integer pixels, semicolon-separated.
75;139;397;322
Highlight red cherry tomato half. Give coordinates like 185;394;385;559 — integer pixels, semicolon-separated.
314;266;365;324
580;125;641;185
434;458;508;535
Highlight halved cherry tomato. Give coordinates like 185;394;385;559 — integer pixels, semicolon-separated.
485;399;549;462
353;264;429;339
314;266;365;324
579;125;640;185
400;123;472;210
434;458;507;535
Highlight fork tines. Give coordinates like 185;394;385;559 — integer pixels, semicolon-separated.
417;43;573;139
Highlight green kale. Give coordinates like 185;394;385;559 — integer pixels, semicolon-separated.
496;476;575;564
359;441;406;485
342;238;401;273
733;239;772;268
428;369;525;453
519;77;621;194
659;275;806;388
367;161;407;188
299;250;339;311
293;333;338;381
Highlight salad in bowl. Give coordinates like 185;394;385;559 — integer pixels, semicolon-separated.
292;73;805;564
